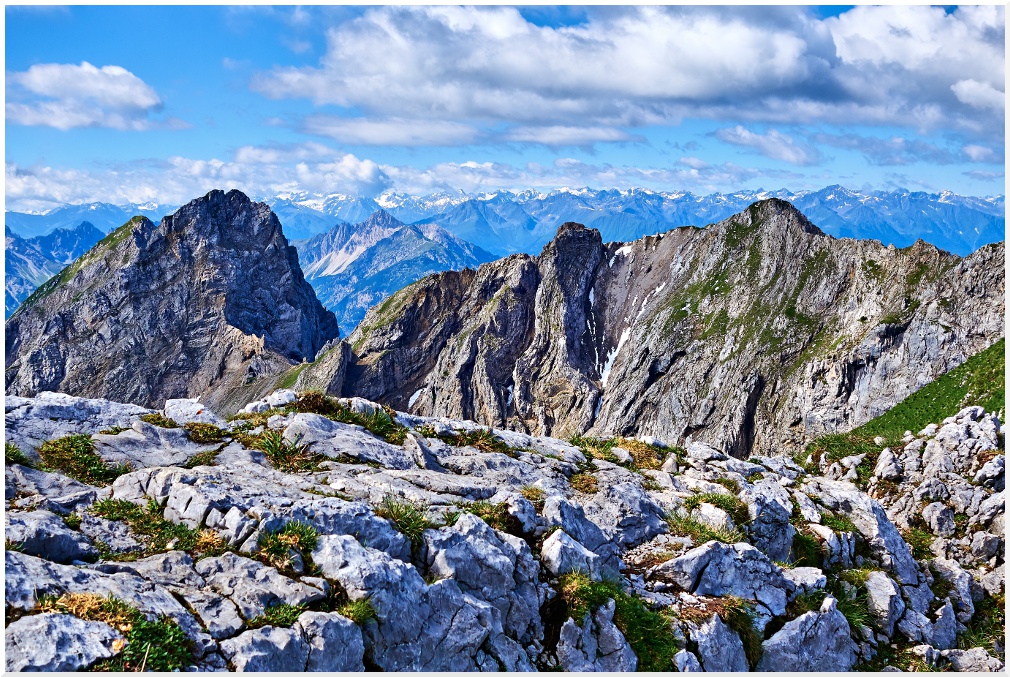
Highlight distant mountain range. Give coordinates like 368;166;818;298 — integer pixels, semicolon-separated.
5;185;1004;325
5;222;105;318
295;210;495;333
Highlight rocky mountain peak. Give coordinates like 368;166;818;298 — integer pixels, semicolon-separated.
341;200;1003;456
5;189;339;413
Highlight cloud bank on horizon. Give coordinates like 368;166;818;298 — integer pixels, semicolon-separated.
5;5;1005;211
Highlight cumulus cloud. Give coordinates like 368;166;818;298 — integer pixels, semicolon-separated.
6;61;169;130
6;143;807;211
715;126;823;165
251;5;1004;148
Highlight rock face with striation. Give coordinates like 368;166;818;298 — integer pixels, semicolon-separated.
343;199;1004;456
5;190;339;414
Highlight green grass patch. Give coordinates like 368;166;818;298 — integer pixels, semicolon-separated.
902;528;934;560
90;498;231;559
37;434;130;486
258;521;319;572
683;492;750;526
519;485;546;511
958;593;1005;658
255;431;327;473
181;449;220;469
570;435;619;463
445;499;514;532
5;441;34;468
63;513;83;530
140;413;178;428
558;572;679;671
183;422;227;444
791;529;824;568
375;494;436;548
569;472;598;493
665;512;744;545
277;363;308;390
712;477;741;493
247;602;306;629
821;512;857;533
437;427;520;457
804;340;1005;473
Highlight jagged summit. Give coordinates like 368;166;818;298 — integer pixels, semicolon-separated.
5;189;339;413
339;200;1004;457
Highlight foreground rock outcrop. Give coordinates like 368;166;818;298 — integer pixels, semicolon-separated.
5;190;339;415
341;199;1004;457
4;389;1004;672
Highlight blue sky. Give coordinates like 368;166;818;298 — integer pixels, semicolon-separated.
5;5;1005;210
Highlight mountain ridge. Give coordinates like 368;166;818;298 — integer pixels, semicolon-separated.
337;198;1004;457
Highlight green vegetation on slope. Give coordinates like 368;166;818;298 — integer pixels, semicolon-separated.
803;338;1005;476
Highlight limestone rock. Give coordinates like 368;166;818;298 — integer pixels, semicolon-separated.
541;529;601;580
557;599;638;672
195;552;327;621
5;509;97;563
691;613;749;671
5;613;123;672
756;596;858;671
296;611;365;672
864;570;905;636
164;398;227;426
220;625;309;672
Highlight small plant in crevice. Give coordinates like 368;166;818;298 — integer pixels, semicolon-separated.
569;472;598;494
91;498;229;559
246;602;306;629
37;434;130;486
182;422;228;444
683;492;750;526
258;521;319;572
519;485;546;512
63;513;83;530
665;512;744;545
901;527;935;560
680;596;764;669
790;529;824;568
375;494;436;547
437;427;520;457
337;598;378;626
5;441;34;468
98;426;128;436
140;413;179;428
958;593;1005;659
181;449;220;469
255;431;326;473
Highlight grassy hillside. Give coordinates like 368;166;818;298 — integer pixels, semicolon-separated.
803;338;1005;479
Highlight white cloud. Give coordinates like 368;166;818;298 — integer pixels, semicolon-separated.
251;5;1004;147
6;144;807;212
715;126;823;165
505;126;635;146
302;116;480;146
951;79;1005;111
6;61;167;131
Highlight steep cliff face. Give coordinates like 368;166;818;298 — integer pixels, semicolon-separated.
345;199;1004;457
5;190;339;413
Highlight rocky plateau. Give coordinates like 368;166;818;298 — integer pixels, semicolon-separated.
3;387;1005;672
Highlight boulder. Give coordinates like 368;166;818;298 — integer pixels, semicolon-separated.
739;479;795;562
929;558;976;623
283;413;416;470
691;613;748;671
92;421;221;469
922;502;956;537
163;398;227;426
673;649;703;672
422;512;542;643
5;509;98;563
311;534;530;671
756;596;858;671
220;625;309;672
195;552;327;620
942;647;1005;672
296;611;365;671
864;570;905;636
541;529;601;580
556;599;637;672
873;448;903;481
973;455;1004;491
5;613;123;671
650;541;795;616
